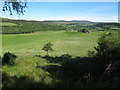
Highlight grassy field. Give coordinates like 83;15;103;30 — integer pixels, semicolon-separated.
1;22;17;26
2;31;106;88
2;31;102;57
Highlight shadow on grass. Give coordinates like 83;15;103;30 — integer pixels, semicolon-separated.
40;55;120;88
2;72;52;88
41;55;102;80
2;72;79;88
3;54;120;88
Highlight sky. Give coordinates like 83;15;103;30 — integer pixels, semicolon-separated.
1;1;119;22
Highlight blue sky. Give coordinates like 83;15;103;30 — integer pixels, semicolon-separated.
1;2;118;22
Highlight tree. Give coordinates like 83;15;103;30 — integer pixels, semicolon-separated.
2;0;27;16
42;42;54;56
94;32;120;77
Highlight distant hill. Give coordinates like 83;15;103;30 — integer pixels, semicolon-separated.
41;20;95;25
1;17;118;25
1;17;96;25
1;17;119;34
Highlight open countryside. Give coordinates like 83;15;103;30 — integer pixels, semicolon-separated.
1;2;120;88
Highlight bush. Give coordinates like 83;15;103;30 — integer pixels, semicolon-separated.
81;29;90;33
88;50;96;58
2;52;17;65
95;32;120;62
61;54;72;59
93;32;120;78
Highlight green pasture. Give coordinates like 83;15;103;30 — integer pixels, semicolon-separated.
2;31;111;88
1;22;17;26
2;31;102;57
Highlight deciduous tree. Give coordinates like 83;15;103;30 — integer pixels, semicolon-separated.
42;42;54;56
2;0;27;16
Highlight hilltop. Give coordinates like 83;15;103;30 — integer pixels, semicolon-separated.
41;20;95;25
1;17;118;25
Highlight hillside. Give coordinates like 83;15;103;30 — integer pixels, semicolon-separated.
1;18;67;34
1;17;119;34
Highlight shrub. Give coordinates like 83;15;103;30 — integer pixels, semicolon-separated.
94;32;120;78
61;54;72;59
88;50;96;58
2;52;17;65
81;29;90;33
95;32;120;62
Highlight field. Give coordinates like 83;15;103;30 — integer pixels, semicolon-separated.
2;29;120;88
2;31;105;88
2;31;101;57
1;22;17;26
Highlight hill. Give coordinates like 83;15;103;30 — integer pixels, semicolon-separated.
0;17;96;25
1;17;119;34
1;17;67;34
41;20;95;25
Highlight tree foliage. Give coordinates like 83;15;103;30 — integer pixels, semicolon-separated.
3;0;27;16
94;32;120;78
42;42;54;56
95;32;120;62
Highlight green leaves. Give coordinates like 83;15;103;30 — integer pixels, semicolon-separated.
3;1;27;16
42;42;54;56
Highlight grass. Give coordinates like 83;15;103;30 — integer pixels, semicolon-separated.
2;56;61;88
2;31;102;57
3;56;52;80
1;22;17;26
2;31;105;88
2;30;119;88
